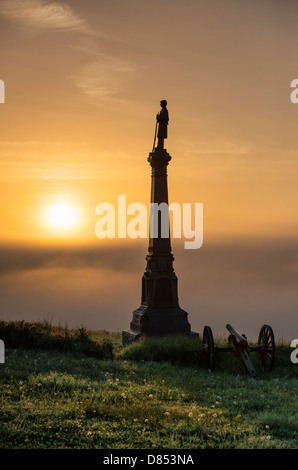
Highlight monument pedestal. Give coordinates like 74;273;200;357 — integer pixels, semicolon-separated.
122;127;197;344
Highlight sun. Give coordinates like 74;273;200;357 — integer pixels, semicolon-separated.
45;203;79;232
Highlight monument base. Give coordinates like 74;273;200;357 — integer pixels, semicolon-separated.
122;329;143;346
122;328;199;346
131;304;191;335
122;304;199;345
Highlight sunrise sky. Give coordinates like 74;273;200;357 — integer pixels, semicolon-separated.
0;0;297;338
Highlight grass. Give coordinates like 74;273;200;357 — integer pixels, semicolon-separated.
0;320;114;360
0;321;297;449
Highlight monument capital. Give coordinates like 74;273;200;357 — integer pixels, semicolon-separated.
148;147;171;164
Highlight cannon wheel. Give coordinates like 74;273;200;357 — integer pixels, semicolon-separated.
202;325;215;371
258;325;275;371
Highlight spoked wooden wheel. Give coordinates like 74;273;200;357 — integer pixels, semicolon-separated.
202;325;215;371
258;325;275;371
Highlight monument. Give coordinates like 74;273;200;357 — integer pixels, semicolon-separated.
122;100;195;344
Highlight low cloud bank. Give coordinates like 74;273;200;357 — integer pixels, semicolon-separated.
0;239;297;340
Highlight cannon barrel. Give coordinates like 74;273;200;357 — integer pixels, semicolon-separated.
226;324;247;346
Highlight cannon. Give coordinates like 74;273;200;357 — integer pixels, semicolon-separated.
202;324;275;379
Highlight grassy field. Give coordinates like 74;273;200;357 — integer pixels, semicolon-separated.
0;321;297;449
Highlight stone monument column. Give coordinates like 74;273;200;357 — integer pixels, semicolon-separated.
122;100;194;344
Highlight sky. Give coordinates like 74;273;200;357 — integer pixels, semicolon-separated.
0;0;297;340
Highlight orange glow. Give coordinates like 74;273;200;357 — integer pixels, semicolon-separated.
0;1;297;245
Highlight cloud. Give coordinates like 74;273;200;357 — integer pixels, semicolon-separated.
74;57;138;104
0;141;132;182
0;240;297;338
178;138;251;157
0;244;145;276
0;2;136;103
0;141;86;147
0;0;85;32
0;240;297;286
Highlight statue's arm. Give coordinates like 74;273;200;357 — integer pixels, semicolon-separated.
157;110;169;122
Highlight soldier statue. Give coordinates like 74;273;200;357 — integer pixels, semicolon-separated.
156;100;169;149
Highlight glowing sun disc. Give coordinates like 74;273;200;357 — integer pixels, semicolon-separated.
45;203;79;231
